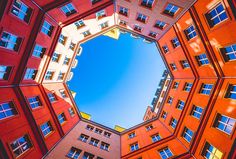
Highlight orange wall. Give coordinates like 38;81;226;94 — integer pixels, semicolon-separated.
121;119;172;157
158;27;195;79
194;78;236;159
193;0;236;77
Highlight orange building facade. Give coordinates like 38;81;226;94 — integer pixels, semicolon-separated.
0;0;236;159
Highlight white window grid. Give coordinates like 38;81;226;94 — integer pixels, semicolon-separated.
0;32;18;50
24;68;36;80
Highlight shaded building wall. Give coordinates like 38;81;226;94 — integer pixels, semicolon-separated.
44;120;121;159
19;85;62;150
42;83;80;134
116;0;196;40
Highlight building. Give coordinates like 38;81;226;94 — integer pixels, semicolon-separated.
44;120;120;159
143;70;171;121
0;0;235;159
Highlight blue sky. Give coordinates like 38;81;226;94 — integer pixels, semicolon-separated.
67;33;166;129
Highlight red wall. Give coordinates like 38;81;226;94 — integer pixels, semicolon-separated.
0;88;42;158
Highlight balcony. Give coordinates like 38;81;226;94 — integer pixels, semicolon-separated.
77;46;83;56
67;72;74;81
72;59;78;69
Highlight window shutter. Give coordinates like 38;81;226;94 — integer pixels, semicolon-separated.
220;48;229;62
14;37;22;51
205;13;214;28
24;8;32;23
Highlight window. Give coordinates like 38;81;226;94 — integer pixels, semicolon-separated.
41;21;54;36
10;135;32;157
220;44;236;61
184;25;197;40
91;0;102;5
151;134;161;142
0;31;22;51
59;90;67;98
61;3;77;16
32;44;46;58
58;34;67;45
134;25;142;32
137;13;148;23
225;84;236;100
130;143;139;152
89;138;99;147
183;83;192;92
161;111;167;119
0;101;17;120
104;131;111;138
86;125;94;131
68;107;75;117
82;30;91;37
119;6;128;16
11;0;32;23
201;142;223;159
99;22;108;29
199;84;213;95
67;147;82;159
171;37;180;48
74;20;85;29
69;42;76;51
154;20;166;29
141;0;154;8
63;56;70;65
128;132;136;139
45;71;54;80
52;52;61;62
100;142;110;151
162;45;169;53
213;114;236;135
58;113;66;124
24;68;37;80
176;100;185;110
182;127;193;143
96;10;106;19
146;125;153;131
170;118;177;129
57;72;65;80
205;3;228;28
159;147;173;159
163;3;179;17
191;105;203;119
149;31;157;38
170;63;177;70
47;93;57;103
40;121;53;137
119;20;127;26
167;96;173;104
0;65;12;80
180;60;190;69
172;82;179;89
95;128;103;134
79;134;89;142
83;152;95;159
28;96;42;109
195;53;209;66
